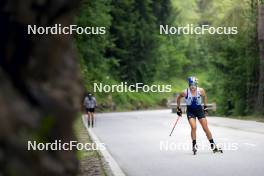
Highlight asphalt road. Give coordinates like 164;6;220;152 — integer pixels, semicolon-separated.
90;110;264;176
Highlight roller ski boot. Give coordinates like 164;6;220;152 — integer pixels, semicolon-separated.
193;145;197;155
192;140;198;155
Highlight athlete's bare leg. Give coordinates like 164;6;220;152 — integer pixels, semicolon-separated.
91;112;94;127
188;117;198;154
87;112;91;127
188;118;197;140
199;118;222;152
198;118;213;140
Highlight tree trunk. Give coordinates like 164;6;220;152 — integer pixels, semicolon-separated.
256;3;264;114
0;0;83;175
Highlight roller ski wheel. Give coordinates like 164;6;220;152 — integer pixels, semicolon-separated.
213;147;223;154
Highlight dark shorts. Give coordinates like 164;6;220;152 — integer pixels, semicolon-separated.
187;107;205;120
86;108;95;113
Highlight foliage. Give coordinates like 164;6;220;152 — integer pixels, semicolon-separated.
75;0;262;116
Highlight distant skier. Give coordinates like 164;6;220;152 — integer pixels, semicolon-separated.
83;93;97;127
176;76;222;154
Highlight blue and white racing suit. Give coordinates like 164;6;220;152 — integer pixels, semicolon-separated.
184;87;205;119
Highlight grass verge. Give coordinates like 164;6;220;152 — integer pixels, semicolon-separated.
74;116;107;176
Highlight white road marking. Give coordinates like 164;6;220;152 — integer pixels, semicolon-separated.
243;143;257;147
82;115;126;176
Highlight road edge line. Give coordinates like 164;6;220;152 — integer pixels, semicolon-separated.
82;115;126;176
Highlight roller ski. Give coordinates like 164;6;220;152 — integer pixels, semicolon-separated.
211;143;223;153
212;147;223;153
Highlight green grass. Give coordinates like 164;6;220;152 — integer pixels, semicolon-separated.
74;116;107;176
92;78;189;112
90;75;215;112
74;116;103;160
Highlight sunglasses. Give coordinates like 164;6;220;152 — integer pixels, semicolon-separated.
189;84;197;89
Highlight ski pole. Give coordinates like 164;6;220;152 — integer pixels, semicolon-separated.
169;116;181;136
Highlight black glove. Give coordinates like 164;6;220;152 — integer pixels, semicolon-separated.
204;105;208;114
176;107;182;116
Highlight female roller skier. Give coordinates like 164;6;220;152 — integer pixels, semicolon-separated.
176;76;222;155
83;93;97;128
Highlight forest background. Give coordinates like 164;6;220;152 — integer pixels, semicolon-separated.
76;0;264;117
